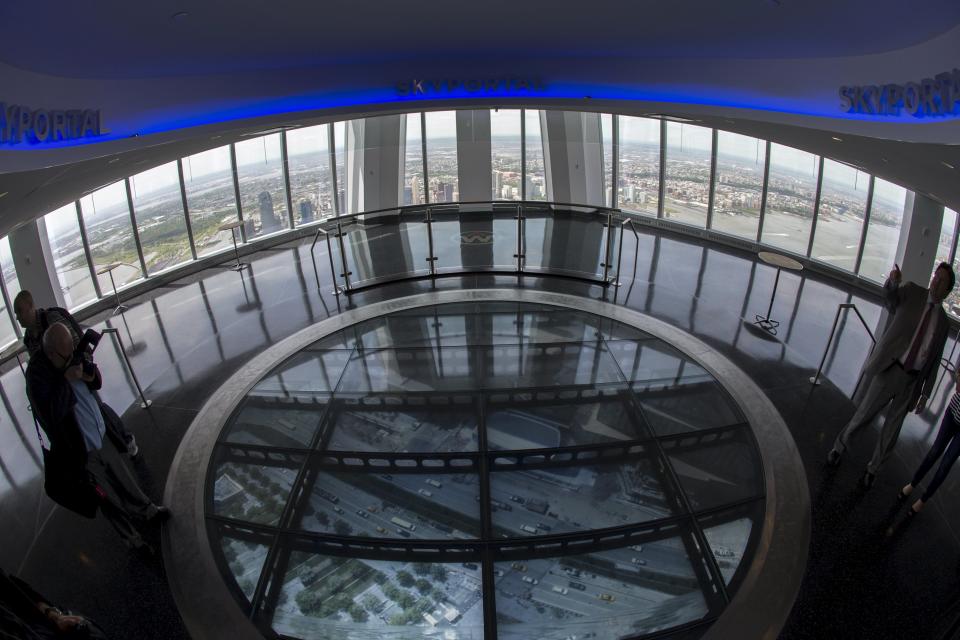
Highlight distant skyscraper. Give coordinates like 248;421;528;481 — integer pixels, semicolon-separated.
625;185;636;202
494;170;503;198
403;186;412;205
258;191;280;233
524;177;533;200
338;188;346;213
437;181;447;203
299;199;314;224
410;175;421;204
444;182;454;203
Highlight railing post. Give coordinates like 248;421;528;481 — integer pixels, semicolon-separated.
102;327;152;409
310;227;344;296
515;204;525;273
335;220;353;293
601;209;615;284
809;303;876;387
425;207;437;276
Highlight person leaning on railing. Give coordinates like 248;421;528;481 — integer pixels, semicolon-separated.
13;290;140;459
899;365;960;517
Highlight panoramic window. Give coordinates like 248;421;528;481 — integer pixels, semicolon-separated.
809;159;869;271
712;131;764;239
860;178;907;283
286;125;334;224
207;301;763;640
79;180;143;291
618;116;660;217
182;145;240;257
235;134;290;239
129;160;192;275
664;122;712;227
403;114;426;206
425;111;459;204
490;109;522;201
524;110;546;201
943;208;960;316
601;114;614;207
761;144;819;256
0;237;17;347
43;203;97;310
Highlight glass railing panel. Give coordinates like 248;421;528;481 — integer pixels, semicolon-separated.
338;209;430;287
526;207;618;280
431;205;518;273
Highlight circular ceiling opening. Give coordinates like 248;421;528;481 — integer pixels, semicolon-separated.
204;300;766;639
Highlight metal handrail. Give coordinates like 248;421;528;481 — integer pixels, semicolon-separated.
809;303;877;386
310;227;344;296
101;327;152;409
614;218;640;288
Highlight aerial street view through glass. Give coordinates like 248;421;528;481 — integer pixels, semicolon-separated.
209;302;762;639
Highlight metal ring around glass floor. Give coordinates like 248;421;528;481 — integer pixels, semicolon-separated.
162;288;810;640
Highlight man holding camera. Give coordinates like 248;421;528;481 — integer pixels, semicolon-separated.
14;290;140;459
25;322;168;551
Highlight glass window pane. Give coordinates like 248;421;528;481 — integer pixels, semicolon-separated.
403;114;425;206
0;238;17;347
943;209;960;317
271;552;483;637
486;396;646;449
222;398;328;449
425;111;459;203
860;178;908;283
235;134;290;239
79;181;143;291
618;116;660;217
495;537;709;639
182;145;240;258
286;124;334;224
129;161;191;275
601;113;614;207
334;121;346;214
712;131;764;239
43;203;97;310
525;110;546;201
491;109;522;201
295;471;481;539
761;144;819;255
664;123;712;227
810;159;869;271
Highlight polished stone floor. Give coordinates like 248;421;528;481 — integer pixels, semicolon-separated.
2;225;960;639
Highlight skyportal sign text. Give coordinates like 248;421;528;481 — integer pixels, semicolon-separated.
0;103;103;144
840;69;960;117
396;78;547;97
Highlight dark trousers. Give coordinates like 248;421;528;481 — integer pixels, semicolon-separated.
910;409;960;502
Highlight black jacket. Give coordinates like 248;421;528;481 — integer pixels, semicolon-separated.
25;351;102;469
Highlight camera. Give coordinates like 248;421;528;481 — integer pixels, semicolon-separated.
69;329;102;377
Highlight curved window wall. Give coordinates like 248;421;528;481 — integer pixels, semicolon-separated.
15;108;960;355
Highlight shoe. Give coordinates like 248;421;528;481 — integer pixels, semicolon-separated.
126;436;140;458
907;499;924;518
148;505;171;524
897;483;913;501
826;449;842;467
861;470;876;489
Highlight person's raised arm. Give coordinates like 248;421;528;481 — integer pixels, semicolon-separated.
882;263;905;313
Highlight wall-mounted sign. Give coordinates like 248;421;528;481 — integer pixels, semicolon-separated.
0;103;103;144
396;78;547;97
840;69;960;117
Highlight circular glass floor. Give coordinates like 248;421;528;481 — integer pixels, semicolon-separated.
208;301;764;640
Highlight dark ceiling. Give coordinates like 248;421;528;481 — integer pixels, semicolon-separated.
3;0;960;78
